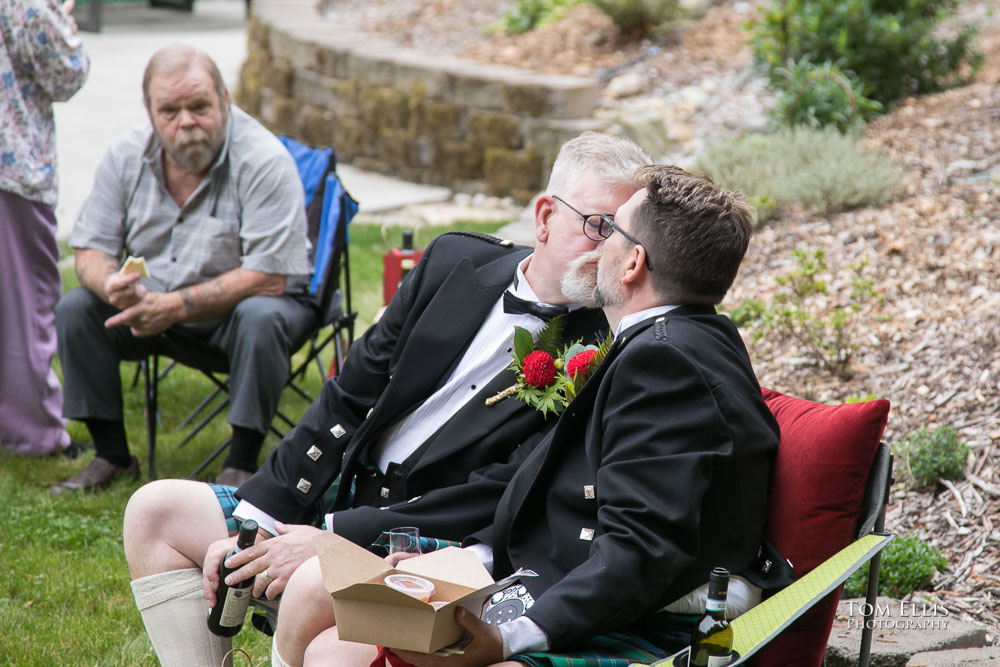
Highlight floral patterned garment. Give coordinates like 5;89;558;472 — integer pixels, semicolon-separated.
0;0;89;206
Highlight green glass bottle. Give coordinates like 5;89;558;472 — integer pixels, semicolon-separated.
688;567;733;667
206;519;258;637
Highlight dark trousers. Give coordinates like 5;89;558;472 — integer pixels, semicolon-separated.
56;287;317;439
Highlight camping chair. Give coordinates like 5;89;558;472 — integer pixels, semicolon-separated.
142;137;359;480
636;388;893;667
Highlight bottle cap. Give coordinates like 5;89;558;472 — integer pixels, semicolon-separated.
236;520;258;549
384;573;435;602
708;566;730;598
402;230;414;250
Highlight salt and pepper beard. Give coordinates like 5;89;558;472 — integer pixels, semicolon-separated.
594;245;626;310
155;105;228;174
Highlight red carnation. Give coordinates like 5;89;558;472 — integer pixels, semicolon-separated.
522;350;557;387
566;349;598;381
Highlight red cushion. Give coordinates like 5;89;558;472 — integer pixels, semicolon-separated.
750;387;890;667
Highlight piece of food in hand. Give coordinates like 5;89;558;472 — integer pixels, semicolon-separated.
119;255;149;278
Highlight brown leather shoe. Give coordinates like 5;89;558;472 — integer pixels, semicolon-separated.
215;467;254;488
49;456;139;495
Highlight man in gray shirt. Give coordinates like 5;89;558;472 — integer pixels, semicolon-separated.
51;44;315;494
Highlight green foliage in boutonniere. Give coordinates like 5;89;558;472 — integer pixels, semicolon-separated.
485;315;614;417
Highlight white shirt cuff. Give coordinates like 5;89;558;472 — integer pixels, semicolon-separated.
499;616;550;657
324;512;335;532
231;500;278;537
463;543;494;575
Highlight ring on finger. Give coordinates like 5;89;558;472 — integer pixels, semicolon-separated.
260;569;273;586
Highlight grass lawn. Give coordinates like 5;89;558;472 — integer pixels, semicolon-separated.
0;219;507;665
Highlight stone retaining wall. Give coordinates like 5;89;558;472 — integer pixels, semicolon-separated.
238;0;606;200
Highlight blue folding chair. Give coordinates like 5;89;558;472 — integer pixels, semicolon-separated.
143;138;359;480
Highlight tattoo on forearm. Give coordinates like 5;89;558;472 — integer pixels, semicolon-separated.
179;277;230;316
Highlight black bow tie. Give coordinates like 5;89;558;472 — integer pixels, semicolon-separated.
503;291;569;322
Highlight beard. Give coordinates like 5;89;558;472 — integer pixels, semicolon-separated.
559;248;603;308
595;248;626;310
158;112;227;174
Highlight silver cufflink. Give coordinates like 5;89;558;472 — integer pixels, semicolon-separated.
330;424;346;438
579;528;595;541
583;485;595;499
380;487;390;498
296;478;312;494
306;445;322;461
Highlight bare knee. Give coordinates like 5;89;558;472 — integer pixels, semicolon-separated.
276;556;337;665
123;479;228;578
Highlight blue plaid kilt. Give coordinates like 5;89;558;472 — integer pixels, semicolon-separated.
511;612;698;667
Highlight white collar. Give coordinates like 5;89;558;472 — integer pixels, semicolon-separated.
614;304;681;338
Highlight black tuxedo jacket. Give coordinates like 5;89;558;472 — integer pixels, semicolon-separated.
237;232;608;546
467;306;780;648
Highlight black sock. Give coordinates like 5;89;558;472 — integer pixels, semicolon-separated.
222;426;264;472
84;419;132;468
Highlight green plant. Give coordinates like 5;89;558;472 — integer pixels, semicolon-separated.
845;393;877;404
587;0;681;37
844;535;947;598
696;126;901;218
896;426;969;489
498;0;580;34
735;249;885;379
749;0;982;110
769;58;882;133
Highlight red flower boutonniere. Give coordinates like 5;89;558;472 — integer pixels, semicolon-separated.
485;315;612;417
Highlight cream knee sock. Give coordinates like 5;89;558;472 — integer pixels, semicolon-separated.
131;568;233;667
271;640;291;667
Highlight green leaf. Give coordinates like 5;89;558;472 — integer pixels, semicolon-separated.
512;326;534;362
535;314;566;356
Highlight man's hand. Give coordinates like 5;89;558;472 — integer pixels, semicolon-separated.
104;290;184;337
392;608;504;667
202;535;239;608
103;271;145;311
214;522;324;600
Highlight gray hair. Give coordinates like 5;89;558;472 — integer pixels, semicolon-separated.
546;132;652;196
143;44;227;110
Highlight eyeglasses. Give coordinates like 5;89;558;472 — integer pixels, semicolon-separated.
552;195;652;271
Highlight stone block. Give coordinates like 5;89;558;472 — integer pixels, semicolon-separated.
247;16;271;52
299;105;335;149
379;127;418;169
270;28;323;73
330;116;368;161
824;598;990;667
265;59;295;98
290;68;339;111
412;98;461;142
484;147;542;201
502;75;601;119
467;112;522;150
270;95;300;136
906;646;1000;666
444;68;507;112
437;141;484;183
362;86;410;131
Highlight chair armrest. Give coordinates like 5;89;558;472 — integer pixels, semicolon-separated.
635;533;894;667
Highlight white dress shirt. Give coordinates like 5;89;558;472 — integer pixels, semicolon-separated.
233;256;565;536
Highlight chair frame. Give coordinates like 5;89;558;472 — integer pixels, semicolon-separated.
141;142;357;480
639;443;894;667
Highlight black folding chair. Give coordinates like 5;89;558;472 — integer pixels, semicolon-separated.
142;138;359;480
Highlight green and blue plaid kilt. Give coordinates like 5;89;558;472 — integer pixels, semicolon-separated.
511;612;698;667
210;483;242;536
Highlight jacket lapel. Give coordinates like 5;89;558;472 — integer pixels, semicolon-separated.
366;248;530;432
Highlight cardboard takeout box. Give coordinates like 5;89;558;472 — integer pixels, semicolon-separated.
315;533;531;653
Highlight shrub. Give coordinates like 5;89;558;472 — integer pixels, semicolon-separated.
696;126;901;219
769;58;882;133
587;0;682;37
731;249;885;380
749;0;982;109
844;535;947;598
498;0;580;34
896;427;969;489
